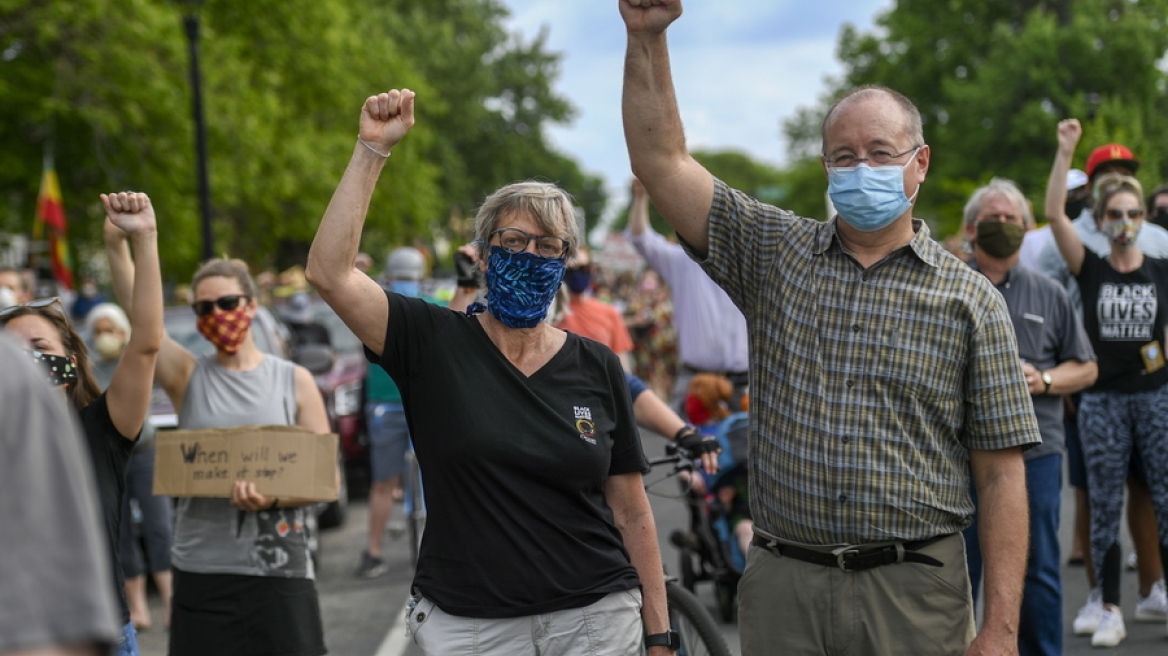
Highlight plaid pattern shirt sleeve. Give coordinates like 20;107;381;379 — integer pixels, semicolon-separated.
680;178;1041;545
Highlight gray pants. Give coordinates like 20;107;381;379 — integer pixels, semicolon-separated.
406;589;643;656
739;533;974;655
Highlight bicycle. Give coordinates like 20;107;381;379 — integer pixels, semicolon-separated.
402;445;426;566
647;445;734;656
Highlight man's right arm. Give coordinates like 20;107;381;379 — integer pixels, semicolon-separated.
620;0;714;256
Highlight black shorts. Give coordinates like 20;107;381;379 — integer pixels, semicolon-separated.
170;568;326;656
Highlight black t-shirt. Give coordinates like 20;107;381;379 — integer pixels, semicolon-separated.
1076;250;1168;393
79;393;136;623
369;291;648;618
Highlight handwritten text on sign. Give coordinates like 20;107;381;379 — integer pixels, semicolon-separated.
154;425;338;501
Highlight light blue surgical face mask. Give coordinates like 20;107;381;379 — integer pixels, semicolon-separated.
828;160;921;232
389;280;421;297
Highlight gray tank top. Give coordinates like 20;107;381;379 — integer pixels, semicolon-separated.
171;354;314;578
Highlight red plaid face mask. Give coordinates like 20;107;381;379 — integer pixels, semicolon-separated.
196;306;252;354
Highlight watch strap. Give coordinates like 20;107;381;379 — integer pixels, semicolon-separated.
644;631;679;651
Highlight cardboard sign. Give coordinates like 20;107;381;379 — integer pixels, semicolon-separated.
154;425;338;501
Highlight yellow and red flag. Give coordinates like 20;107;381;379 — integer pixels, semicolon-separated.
33;158;73;290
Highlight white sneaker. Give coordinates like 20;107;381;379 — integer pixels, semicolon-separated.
1073;587;1105;636
1135;580;1168;622
1090;606;1127;648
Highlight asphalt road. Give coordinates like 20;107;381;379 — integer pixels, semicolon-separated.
135;433;1164;655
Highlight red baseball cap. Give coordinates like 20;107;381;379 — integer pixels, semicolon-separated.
1085;143;1140;179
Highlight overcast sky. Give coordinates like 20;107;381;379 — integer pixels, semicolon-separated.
500;1;894;221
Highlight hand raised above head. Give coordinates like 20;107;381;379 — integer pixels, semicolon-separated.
359;89;416;156
100;191;157;236
618;0;683;33
1057;118;1082;151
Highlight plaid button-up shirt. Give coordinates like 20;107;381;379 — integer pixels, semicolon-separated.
686;179;1040;545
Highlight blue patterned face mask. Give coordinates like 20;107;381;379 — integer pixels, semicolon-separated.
480;246;565;328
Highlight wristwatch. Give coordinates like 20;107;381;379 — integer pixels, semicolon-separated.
645;631;680;651
1040;371;1053;395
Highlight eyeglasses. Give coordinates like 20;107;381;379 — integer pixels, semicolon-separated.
490;228;570;259
192;295;250;317
823;145;922;169
1104;208;1145;220
0;296;63;319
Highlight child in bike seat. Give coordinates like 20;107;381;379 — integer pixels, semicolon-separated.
685;373;752;570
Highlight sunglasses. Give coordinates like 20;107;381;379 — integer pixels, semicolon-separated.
1105;208;1145;220
0;296;64;319
192;295;250;317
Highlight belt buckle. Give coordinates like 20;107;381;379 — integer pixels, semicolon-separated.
832;546;861;573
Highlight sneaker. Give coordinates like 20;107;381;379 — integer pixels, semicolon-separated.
1090;606;1127;648
1073;587;1106;636
354;551;389;579
1126;551;1138;571
1135;580;1168;622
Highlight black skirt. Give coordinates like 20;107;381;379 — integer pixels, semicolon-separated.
169;568;326;656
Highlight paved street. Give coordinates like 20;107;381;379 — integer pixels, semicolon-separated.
135;434;1164;655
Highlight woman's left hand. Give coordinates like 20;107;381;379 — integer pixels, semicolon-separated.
230;480;272;511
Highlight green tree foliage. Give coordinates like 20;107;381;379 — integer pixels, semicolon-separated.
0;0;600;285
610;149;794;234
782;0;1168;236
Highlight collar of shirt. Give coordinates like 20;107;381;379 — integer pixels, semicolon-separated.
814;216;942;269
967;260;1020;290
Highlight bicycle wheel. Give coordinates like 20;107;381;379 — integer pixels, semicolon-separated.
404;450;426;566
666;581;732;656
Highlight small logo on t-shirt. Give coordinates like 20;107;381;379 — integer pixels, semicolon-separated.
574;406;597;445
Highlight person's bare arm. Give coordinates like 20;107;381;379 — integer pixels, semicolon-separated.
964;447;1027;656
627;177;652;237
604;472;672;656
620;0;714;255
632;385;719;473
1019;359;1097;397
103;213;195;411
306;90;415;357
99;193;163;441
1044;119;1086;276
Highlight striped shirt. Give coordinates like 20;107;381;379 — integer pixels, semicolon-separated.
685;179;1040;545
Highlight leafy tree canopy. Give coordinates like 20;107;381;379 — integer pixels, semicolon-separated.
782;0;1168;237
0;0;602;286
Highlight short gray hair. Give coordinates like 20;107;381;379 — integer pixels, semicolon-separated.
822;86;924;153
472;181;581;260
963;178;1031;228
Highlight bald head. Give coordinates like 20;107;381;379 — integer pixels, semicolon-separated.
821;86;924;154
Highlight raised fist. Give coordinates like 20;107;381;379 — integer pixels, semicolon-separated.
359;89;416;155
618;0;682;34
100;192;156;236
1057;119;1082;151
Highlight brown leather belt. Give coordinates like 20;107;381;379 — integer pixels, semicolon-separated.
751;534;947;573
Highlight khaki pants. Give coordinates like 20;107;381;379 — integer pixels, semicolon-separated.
406;589;643;656
739;533;975;656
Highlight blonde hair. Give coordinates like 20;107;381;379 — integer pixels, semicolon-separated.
1095;174;1145;227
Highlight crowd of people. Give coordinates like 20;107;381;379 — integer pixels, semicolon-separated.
8;1;1168;655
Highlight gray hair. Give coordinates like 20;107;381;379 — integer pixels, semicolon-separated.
963;178;1032;228
822;86;925;154
472;181;581;261
85;302;131;338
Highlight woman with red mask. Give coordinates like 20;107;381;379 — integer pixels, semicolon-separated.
105;250;331;656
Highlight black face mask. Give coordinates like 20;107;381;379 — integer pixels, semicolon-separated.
1065;197;1088;220
25;350;79;388
1153;207;1168;229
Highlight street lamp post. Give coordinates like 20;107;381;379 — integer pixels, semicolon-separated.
175;0;214;262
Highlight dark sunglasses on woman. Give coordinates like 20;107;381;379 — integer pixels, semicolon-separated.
192;295;250;317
